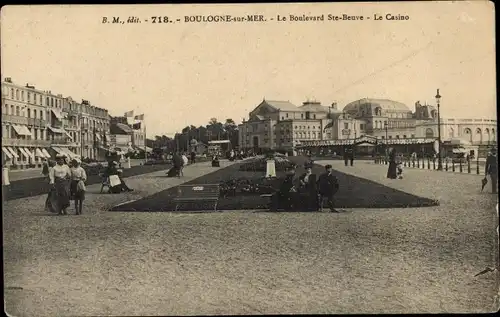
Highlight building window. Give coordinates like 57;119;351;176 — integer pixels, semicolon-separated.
10;88;14;99
313;114;316;119
15;106;20;116
40;110;44;120
301;113;304;119
396;135;400;139
27;109;31;118
16;90;19;100
344;123;349;129
389;136;392;139
381;136;385;139
411;134;415;138
403;135;407;138
21;91;24;101
10;105;14;115
4;104;8;114
27;93;31;103
286;113;288;118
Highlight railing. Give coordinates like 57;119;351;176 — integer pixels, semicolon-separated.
1;114;29;125
2;138;51;147
374;155;487;175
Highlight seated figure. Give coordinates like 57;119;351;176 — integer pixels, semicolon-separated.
212;155;220;167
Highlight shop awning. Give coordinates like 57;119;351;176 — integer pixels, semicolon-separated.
22;147;35;159
12;125;32;137
2;147;13;159
41;148;51;158
35;148;45;158
62;148;79;159
47;126;65;134
51;146;63;154
18;148;31;160
51;108;63;120
7;147;19;158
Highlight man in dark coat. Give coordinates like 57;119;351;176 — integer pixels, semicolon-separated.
343;149;349;166
485;147;497;194
317;164;340;212
172;152;183;177
190;151;196;164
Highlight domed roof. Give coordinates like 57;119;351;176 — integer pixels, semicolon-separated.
343;98;410;112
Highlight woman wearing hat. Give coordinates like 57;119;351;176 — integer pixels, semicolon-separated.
48;154;72;215
104;160;133;193
70;159;87;215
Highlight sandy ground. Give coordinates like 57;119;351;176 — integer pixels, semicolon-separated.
3;159;499;315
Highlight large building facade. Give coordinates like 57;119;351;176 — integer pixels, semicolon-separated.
1;77;111;168
238;98;497;156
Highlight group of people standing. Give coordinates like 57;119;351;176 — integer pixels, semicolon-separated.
43;154;87;215
270;163;341;212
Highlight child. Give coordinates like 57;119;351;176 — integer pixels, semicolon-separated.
396;155;404;179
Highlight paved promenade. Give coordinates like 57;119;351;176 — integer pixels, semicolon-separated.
3;158;498;315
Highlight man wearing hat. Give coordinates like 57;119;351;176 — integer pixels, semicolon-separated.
317;164;340;212
485;147;497;194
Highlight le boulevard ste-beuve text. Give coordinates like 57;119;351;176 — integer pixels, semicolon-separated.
101;13;410;25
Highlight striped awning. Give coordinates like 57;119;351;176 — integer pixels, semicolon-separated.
35;148;46;158
41;148;51;158
22;147;35;160
7;147;19;158
51;146;64;154
2;147;13;159
18;148;31;160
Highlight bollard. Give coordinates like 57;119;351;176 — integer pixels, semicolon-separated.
467;159;471;174
445;159;448;171
433;159;436;170
459;161;463;173
427;158;431;169
2;167;10;186
452;161;455;172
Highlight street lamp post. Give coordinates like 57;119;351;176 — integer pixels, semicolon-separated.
384;121;388;163
436;89;443;170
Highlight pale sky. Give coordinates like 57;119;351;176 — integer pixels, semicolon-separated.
1;2;496;137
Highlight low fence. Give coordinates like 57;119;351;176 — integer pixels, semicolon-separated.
373;156;486;175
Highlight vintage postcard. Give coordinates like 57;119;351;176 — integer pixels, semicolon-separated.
1;2;498;315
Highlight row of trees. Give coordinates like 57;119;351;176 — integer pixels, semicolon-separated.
151;118;239;152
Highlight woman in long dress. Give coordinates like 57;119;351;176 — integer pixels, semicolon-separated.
70;159;87;215
386;148;398;179
45;159;58;213
48;154;72;215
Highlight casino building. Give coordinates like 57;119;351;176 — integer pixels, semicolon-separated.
238;98;497;157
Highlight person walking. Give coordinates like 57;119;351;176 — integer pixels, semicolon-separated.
485;147;497;194
343;149;349;166
190;151;196;164
386;148;398;179
45;159;57;213
349;147;355;166
317;164;340;212
70;159;87;215
48;154;72;215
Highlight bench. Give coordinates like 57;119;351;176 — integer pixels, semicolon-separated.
173;184;221;212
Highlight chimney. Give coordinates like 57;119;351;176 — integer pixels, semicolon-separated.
331;102;338;110
4;77;12;83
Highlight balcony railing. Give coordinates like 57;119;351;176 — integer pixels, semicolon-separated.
2;114;29;125
2;138;51;147
27;118;48;128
